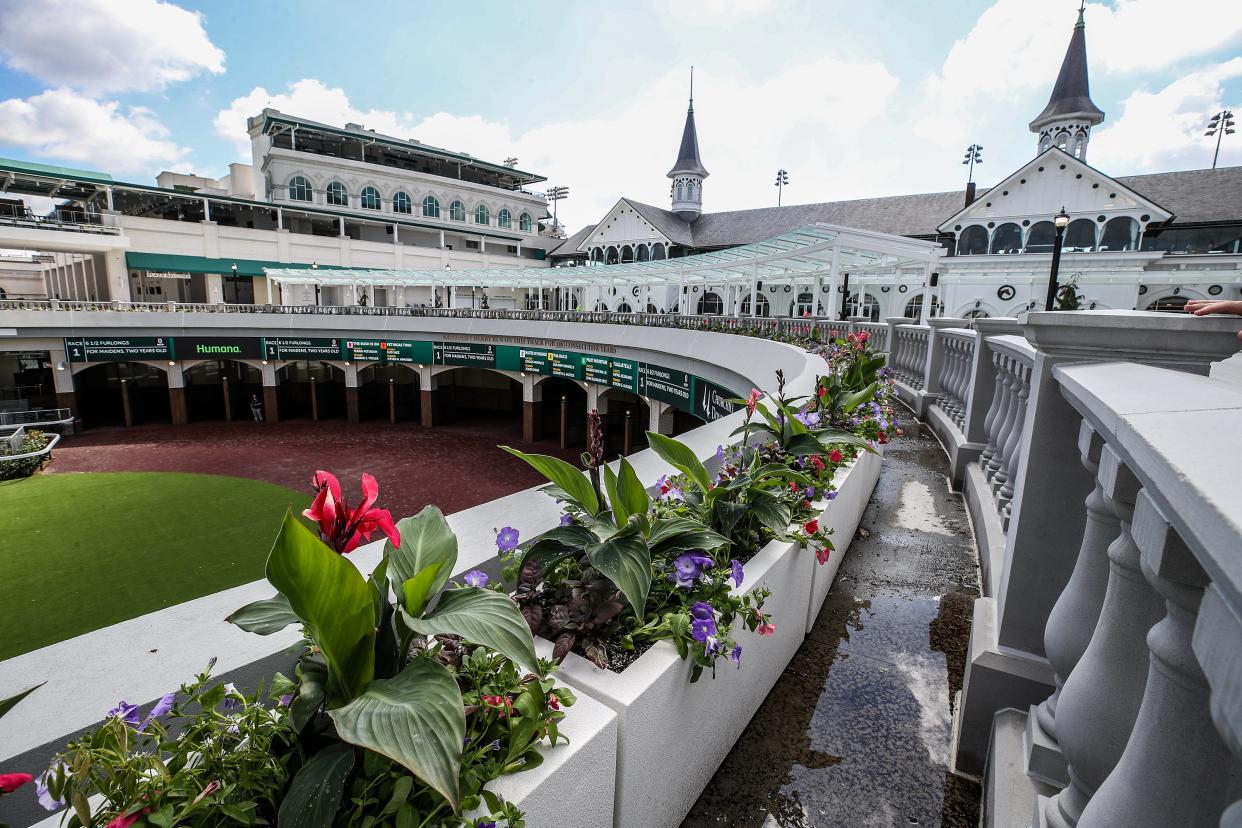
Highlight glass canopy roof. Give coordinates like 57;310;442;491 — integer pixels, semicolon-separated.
264;223;943;289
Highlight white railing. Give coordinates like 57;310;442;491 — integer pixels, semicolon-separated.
0;408;74;427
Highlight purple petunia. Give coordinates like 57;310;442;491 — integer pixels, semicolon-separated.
559;513;574;527
495;526;520;552
138;691;176;731
826;491;839;501
280;694;294;707
803;486;817;501
108;700;141;728
662;486;685;503
476;821;497;828
715;444;726;463
35;768;64;811
795;410;822;429
463;570;489;588
730;559;744;587
689;602;717;644
671;552;714;589
730;643;743;667
222;683;241;711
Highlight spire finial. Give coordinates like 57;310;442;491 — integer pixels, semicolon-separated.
689;66;694;110
1077;0;1086;27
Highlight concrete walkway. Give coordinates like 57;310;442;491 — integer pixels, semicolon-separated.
683;414;983;827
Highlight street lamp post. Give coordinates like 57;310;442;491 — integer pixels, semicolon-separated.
774;169;789;206
1044;207;1071;311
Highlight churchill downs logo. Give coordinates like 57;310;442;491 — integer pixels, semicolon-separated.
698;385;733;421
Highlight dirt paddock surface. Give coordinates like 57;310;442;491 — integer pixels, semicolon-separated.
46;418;584;520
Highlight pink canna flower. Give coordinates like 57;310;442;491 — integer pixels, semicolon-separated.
745;388;762;417
304;470;401;554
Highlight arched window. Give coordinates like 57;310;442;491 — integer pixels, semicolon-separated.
422;195;440;218
590;247;603;263
392;192;412;214
594;300;609;312
1064;219;1097;251
697;291;724;315
1040;134;1053;152
606;246;619;265
904;293;944;319
1056;132;1069;150
794;291;816;316
449;200;466;221
646;303;659;313
325;181;348;207
990;223;1023;254
287;176;312;202
616;302;633;313
741;293;770;317
519;212;532;232
637;245;650;262
963;308;990;319
957;225;989;255
651;244;666;261
360;186;381;210
497;209;512;228
1073;133;1087;159
1145;295;1190;313
620;245;634;263
1100;216;1139;252
848;292;881;322
474;204;490;225
1025;221;1056;253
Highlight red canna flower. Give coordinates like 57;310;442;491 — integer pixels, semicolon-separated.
878;431;890;444
815;547;832;565
817;386;828;398
858;331;870;343
804;519;819;535
745;388;762;417
789;481;800;493
757;622;777;637
0;773;32;793
482;694;514;718
829;449;844;463
810;455;825;470
304;471;401;554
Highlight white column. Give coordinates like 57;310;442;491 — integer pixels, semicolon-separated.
276;208;283;230
825;244;841;320
919;261;934;323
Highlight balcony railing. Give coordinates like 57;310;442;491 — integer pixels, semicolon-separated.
0;209;120;235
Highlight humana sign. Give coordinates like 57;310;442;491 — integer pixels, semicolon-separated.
195;344;241;354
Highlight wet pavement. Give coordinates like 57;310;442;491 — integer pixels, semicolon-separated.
683;414;982;828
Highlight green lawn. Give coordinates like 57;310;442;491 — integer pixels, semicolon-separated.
0;472;309;661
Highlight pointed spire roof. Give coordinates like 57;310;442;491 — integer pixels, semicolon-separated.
668;68;709;178
1030;2;1104;131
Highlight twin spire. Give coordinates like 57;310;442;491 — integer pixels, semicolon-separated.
668;66;708;221
1029;1;1104;158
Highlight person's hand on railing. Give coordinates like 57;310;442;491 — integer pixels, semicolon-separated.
1185;299;1242;340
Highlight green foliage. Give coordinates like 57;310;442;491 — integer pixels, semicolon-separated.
501;446;600;515
0;428;49;480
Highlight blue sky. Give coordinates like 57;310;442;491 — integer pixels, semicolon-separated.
0;0;1239;229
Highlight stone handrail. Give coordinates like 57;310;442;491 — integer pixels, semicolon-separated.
889;323;929;393
854;322;889;351
931;328;976;436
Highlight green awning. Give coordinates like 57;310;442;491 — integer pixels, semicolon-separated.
125;252;357;278
0;157;114;185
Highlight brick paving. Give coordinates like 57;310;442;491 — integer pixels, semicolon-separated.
46;417;584;520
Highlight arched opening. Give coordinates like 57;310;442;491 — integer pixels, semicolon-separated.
599;389;650;456
645;302;660;314
276;362;346;420
740;293;771;317
1064;219;1097;252
847;291;882;322
594;300;610;312
697;291;724;315
605;246;620;265
433;367;522;433
74;362;170;428
616;302;634;313
990;223;1023;254
957;225;989;256
1025;221;1056;253
1144;295;1191;313
620;245;634;263
538;378;589;448
1100;217;1139;252
636;245;650;262
183;360;262;422
903;293;944;319
962;307;991;320
590;247;603;264
651;245;666;261
792;291;817;317
357;364;420;423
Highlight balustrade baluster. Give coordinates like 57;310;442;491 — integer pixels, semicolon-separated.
998;360;1031;519
978;351;1006;469
1043;446;1166;828
1077;489;1235;827
1034;423;1118;758
986;355;1018;489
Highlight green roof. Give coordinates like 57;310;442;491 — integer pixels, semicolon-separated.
125;252;363;278
0;157;113;185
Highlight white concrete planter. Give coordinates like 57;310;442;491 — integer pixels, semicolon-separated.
535;532;812;828
805;445;884;632
474;683;619;828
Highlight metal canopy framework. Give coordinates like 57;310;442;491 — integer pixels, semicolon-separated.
264;223;944;291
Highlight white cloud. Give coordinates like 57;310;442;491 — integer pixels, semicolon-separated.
0;88;190;174
0;0;224;94
1091;0;1242;73
1091;57;1242;171
664;0;778;24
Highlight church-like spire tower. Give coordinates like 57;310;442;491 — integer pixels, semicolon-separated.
668;67;708;222
1029;1;1105;160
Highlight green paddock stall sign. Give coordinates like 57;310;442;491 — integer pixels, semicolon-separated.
63;336;741;420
